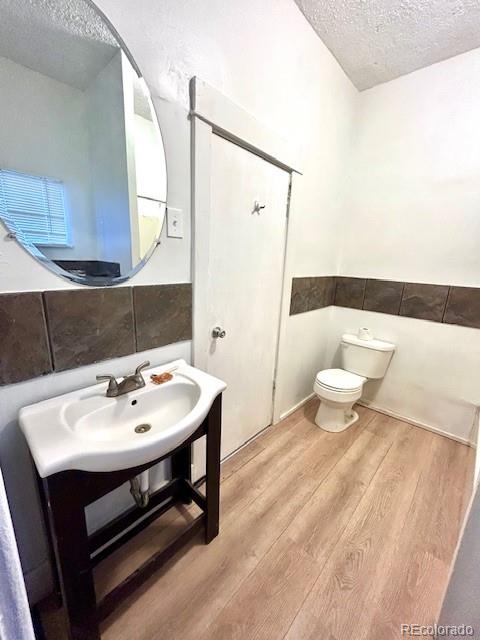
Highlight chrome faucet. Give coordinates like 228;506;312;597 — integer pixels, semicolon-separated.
96;361;150;397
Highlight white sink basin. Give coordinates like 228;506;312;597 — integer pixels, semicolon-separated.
19;360;226;477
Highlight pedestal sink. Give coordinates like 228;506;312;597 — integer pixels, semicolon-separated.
19;359;226;477
23;360;226;639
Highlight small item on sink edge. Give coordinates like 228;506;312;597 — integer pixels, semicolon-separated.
150;372;173;385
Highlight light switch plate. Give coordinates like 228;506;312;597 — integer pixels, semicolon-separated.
166;207;183;238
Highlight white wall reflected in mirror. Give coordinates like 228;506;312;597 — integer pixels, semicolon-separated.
0;0;167;284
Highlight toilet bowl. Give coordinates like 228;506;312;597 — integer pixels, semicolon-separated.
314;369;366;432
313;331;396;433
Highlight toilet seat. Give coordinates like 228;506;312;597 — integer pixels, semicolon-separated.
315;368;366;392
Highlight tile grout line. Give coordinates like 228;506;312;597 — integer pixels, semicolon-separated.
442;285;452;323
398;281;406;315
41;291;55;373
361;277;368;310
131;286;139;353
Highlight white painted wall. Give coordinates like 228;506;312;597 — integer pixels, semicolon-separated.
276;306;333;419
0;15;192;603
0;65;192;605
1;0;357;603
341;46;480;285
0;50;190;602
0;55;97;262
326;308;480;443
0;97;191;600
5;0;480;604
10;0;480;605
329;48;480;444
97;0;357;271
95;0;359;432
0;98;190;292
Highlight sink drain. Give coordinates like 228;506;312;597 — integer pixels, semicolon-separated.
134;423;151;434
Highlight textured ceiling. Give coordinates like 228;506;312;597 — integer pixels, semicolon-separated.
0;0;118;89
295;0;480;90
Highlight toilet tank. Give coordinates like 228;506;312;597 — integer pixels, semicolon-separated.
340;333;395;379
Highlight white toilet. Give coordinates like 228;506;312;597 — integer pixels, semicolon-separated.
313;330;395;432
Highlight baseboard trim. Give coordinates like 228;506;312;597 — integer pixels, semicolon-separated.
278;393;315;423
358;400;473;446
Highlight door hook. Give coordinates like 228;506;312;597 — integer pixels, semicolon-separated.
252;201;266;215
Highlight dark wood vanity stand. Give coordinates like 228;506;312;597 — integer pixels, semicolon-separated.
39;394;222;640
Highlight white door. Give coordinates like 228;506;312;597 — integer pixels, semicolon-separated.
206;134;290;458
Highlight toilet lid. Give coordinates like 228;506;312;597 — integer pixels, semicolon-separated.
316;368;365;391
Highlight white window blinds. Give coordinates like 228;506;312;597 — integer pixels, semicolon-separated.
0;169;70;247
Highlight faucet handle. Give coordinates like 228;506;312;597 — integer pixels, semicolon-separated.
96;374;117;383
135;361;150;376
96;374;118;394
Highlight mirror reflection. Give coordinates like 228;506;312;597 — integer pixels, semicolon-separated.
0;0;167;284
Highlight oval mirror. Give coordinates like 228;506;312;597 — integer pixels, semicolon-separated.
0;0;167;285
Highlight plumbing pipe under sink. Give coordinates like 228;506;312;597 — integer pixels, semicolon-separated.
130;470;150;507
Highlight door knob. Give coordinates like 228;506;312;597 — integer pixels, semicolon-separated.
212;326;226;339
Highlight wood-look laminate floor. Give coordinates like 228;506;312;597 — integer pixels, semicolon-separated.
42;401;474;640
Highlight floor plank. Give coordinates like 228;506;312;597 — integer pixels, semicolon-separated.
40;400;473;640
101;405;372;640
284;422;439;640
287;414;394;564
365;432;475;640
197;415;392;640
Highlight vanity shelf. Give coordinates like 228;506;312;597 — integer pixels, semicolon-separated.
39;394;222;640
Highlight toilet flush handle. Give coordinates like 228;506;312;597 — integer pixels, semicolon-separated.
212;326;226;339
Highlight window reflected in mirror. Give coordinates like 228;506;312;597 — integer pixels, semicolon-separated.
0;0;167;284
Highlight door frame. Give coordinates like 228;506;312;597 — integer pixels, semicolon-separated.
190;77;302;426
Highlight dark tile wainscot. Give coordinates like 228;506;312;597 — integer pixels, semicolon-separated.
0;284;192;385
289;276;480;331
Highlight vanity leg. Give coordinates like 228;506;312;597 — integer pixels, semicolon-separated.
171;443;192;504
43;474;99;640
36;475;63;608
205;394;222;544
